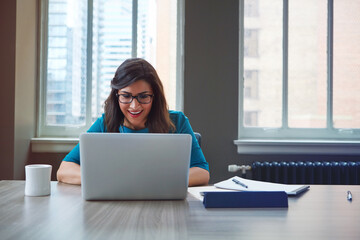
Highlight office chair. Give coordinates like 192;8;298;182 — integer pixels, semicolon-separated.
194;132;201;147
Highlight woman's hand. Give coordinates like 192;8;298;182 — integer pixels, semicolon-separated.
57;161;81;185
188;167;210;187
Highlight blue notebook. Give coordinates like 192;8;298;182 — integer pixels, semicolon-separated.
202;191;288;208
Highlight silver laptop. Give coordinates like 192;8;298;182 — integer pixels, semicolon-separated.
79;133;192;200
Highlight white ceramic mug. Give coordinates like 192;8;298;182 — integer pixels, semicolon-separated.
25;164;52;196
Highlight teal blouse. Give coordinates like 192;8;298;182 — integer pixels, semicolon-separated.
62;110;209;171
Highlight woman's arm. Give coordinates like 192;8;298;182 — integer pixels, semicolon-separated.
188;167;210;187
57;161;81;185
57;116;106;185
170;111;210;186
57;161;208;186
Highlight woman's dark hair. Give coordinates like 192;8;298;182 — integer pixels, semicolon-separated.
104;58;175;133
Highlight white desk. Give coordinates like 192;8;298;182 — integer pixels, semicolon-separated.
0;181;359;239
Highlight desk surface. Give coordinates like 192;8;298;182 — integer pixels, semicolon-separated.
0;181;359;240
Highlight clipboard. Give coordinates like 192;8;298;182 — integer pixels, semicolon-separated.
287;185;310;195
214;176;310;196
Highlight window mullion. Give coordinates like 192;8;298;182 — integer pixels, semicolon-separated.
176;0;185;111
283;0;289;129
327;0;334;130
132;0;138;57
38;0;49;137
238;0;245;138
86;0;94;127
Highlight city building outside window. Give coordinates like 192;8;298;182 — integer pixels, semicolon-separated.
244;70;259;99
237;0;360;153
38;0;182;137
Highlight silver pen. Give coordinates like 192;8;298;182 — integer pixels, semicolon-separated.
347;191;352;201
232;178;248;188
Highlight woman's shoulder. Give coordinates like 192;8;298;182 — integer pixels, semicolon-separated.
168;110;190;130
88;113;107;132
169;110;187;121
97;113;106;126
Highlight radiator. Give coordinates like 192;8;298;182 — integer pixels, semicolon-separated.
251;161;360;185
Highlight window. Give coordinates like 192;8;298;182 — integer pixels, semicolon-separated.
244;0;259;17
244;29;259;58
244;70;258;99
237;0;360;153
244;111;258;127
38;0;183;137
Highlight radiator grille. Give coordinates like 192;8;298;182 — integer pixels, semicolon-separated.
251;161;360;185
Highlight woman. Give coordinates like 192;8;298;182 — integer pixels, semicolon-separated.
57;58;210;186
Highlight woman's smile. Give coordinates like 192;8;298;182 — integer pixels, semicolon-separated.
128;110;143;118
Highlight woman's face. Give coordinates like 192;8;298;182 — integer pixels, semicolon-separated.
118;80;153;130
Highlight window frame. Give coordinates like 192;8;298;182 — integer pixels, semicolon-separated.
37;0;184;138
236;0;360;154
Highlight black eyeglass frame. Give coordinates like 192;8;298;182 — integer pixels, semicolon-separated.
115;93;154;104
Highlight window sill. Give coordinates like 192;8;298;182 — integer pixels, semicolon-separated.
234;139;360;155
31;138;78;153
31;138;360;154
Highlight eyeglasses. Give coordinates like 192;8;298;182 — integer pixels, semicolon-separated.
116;93;154;104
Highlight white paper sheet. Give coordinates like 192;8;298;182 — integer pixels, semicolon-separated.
187;186;237;201
214;176;309;195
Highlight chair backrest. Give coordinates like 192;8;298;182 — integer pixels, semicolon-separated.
194;132;201;147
